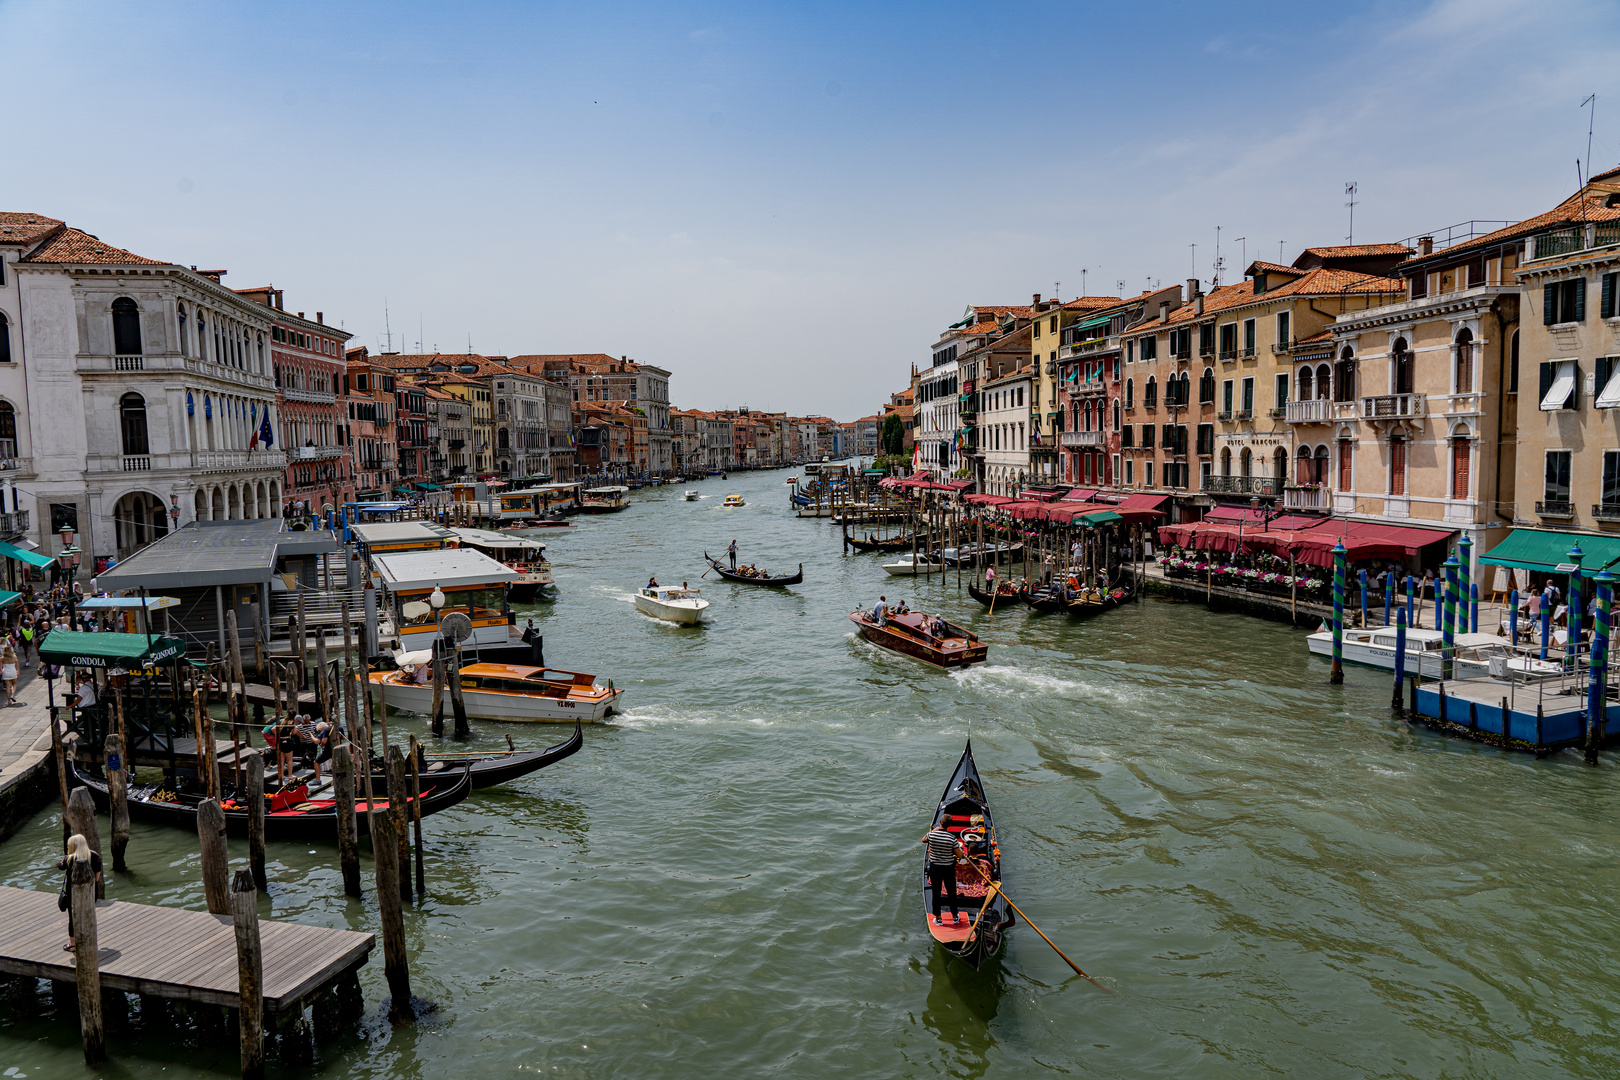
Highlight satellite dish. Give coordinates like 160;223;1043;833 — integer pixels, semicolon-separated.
440;612;473;643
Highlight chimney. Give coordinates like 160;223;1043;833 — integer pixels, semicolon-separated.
316;312;324;324
1417;236;1434;257
1187;278;1200;301
1032;293;1041;307
297;312;304;319
1158;302;1169;323
1194;294;1204;315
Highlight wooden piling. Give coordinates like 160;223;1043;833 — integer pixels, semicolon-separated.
369;806;413;1023
245;753;267;891
333;745;362;897
408;735;425;899
315;626;330;721
341;597;354;669
387;745;412;904
430;639;445;738
450;647;468;739
230;869;265;1080
65;788;103;899
70;855;105;1064
197;798;230;916
105;733;130;873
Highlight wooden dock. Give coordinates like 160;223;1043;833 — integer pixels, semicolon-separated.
0;885;373;1015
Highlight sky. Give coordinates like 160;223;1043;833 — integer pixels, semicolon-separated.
4;0;1619;419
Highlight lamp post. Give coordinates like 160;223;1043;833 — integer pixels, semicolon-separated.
57;526;82;591
168;494;180;531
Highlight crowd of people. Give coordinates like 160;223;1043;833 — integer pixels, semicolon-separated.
0;582;109;708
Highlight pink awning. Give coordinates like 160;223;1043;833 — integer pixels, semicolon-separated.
1062;488;1099;502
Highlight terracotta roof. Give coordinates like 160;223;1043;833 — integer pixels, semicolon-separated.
1060;295;1124;310
1406;182;1620;267
1121;267;1401;335
21;226;165;266
0;213;64;245
1248;260;1306;277
1296;243;1415;260
1293;329;1334;345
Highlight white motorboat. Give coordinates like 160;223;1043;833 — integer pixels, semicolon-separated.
634;584;709;624
449;527;552;598
370;657;622;722
882;553;945;576
1453;641;1566;681
1305;626;1524;678
684;490;700;501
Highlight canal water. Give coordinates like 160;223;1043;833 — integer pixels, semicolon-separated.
3;467;1619;1078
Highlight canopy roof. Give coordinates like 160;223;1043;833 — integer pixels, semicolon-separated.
39;631;187;669
95;520;339;591
76;596;180;611
0;540;54;568
1479;529;1620;574
1158;518;1454;568
372;548;520;592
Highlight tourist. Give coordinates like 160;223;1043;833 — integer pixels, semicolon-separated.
56;833;102;951
921;819;964;926
647;575;659;590
271;714;298;785
874;595;888;627
0;643;17;707
18;620;33;669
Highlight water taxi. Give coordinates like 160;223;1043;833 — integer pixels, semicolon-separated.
373;548;521;651
496;482;582;522
849;609;987;668
371;657;622;722
722;494;746;507
634;583;709;624
786;476;798;485
580;486;631;513
449;527;552;599
882;552;945;576
1304;625;1558;679
684;490;700;501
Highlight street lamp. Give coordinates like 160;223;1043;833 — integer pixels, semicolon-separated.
57;525;82;589
169;494;180;530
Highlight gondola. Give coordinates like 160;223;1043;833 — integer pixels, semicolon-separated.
846;534;914;553
422;718;583;789
69;758;472;844
1062;580;1134;619
1023;584;1069;614
704;553;803;586
924;740;1012;968
968;582;1026;607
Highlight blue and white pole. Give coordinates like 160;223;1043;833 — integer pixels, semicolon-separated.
1359;569;1369;629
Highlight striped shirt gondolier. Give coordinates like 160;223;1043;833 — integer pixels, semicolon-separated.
925;826;959;865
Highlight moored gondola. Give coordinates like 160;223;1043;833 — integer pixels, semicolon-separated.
70;758;471;844
704;553;803;586
846;534;914;553
924;740;1012;968
1023;585;1069;614
967;582;1026;607
426;718;583;789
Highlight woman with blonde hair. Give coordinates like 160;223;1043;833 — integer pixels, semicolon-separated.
0;641;18;706
56;833;103;951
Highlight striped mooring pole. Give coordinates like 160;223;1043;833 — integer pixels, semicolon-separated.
1587;570;1612;764
1331;541;1346;685
1541;588;1553;661
1391;606;1408;712
1442;552;1459;655
1405;574;1416;628
1458;535;1473;634
1384;570;1394;628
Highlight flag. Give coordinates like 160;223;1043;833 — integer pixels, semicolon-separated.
251;412;273;450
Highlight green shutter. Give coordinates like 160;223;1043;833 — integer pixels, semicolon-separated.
1539;361;1553;401
1544;283;1557;325
1574;278;1586;321
1603;273;1616;319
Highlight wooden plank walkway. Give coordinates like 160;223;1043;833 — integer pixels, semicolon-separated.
0;886;373;1015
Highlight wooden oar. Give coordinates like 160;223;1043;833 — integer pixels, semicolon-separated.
961;859;1115;995
988;585;999;615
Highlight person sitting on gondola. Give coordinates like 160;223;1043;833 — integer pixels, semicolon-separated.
922;820;966;926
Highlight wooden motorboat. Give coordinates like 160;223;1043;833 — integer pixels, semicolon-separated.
704;553;803;586
847;534;914;553
422;719;583;789
968;582;1026;607
70;758;472;844
634;583;709;624
924;740;1011;968
372;660;623;721
723;494;746;507
848;609;987;669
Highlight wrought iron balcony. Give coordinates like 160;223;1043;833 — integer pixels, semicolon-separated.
0;510;29;539
1202;475;1281;497
1536;500;1574;518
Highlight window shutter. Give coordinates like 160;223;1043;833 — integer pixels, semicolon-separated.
1540;361;1553;401
1544;283;1557;325
1598;356;1612;396
1603;273;1616;319
1574;278;1586;322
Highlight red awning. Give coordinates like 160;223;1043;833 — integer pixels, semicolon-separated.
963;494;1015;506
1017;489;1064;502
942;479;972;491
1116;493;1169;515
1062;488;1099;502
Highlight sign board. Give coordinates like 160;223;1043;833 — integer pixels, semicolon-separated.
1555;563;1578;573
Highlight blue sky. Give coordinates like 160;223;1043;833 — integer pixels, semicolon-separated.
4;0;1618;418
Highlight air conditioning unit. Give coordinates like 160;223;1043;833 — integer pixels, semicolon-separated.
1487;656;1508;679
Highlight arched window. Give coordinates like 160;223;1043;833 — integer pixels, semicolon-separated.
175;303;187;357
1199;367;1215;403
1314;444;1330;486
1316;363;1332;400
197;313;208;361
1178;372;1191;406
1145;376;1157;409
112;297;142;355
1220;446;1232;476
1111;399;1121;431
1452;435;1471;499
119;392;150;456
1393;337;1413;395
1454;328;1474;393
1125;378;1134;409
497;428;510;450
1273;447;1288;482
1297;365;1313;400
0;401;14;459
1336;347;1357;403
1240;447;1252;478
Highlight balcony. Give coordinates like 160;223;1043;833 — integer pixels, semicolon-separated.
1216;410;1232;422
1202;475;1282;497
0;509;29;539
194;450;287;473
1284;399;1332;423
1359;394;1425;421
1219;350;1237;363
283;386;337;405
1283;485;1329;511
1594;504;1620;522
1061;431;1107;447
1236;409;1253;421
448;439;466;450
1537;500;1575;518
295;445;345;461
1240;347;1256;360
1074;380;1106;397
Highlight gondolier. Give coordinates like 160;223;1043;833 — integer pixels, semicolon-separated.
922;821;965;926
727;540;738;569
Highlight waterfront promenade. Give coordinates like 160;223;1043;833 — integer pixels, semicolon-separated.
0;664;61;839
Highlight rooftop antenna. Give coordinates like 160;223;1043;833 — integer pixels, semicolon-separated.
1080;269;1086;297
1234;237;1246;275
1189;242;1196;279
1581;94;1597;187
1116;279;1125;293
1212;226;1224;287
383;299;392;353
1344;181;1358;244
1054;281;1061;301
1279;240;1285;262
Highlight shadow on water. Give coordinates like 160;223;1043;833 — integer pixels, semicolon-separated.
917;947;1006;1079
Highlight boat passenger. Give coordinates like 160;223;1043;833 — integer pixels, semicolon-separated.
922;820;965;927
648;576;659;590
874;596;888;627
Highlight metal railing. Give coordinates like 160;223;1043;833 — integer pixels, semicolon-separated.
0;510;28;538
295;445;345;460
1061;431;1107;447
1536;500;1574;517
1593;503;1620;522
1284;485;1329;510
1202;475;1281;497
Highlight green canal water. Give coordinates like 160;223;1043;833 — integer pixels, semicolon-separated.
3;467;1620;1078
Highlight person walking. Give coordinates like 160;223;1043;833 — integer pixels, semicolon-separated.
921;820;965;927
0;643;17;707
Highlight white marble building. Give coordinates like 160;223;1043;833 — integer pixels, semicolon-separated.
1;214;285;568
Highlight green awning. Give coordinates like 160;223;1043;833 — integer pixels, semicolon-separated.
1479;528;1620;573
0;591;20;608
0;541;55;569
39;632;188;669
1071;312;1114;333
1077;510;1124;526
415;483;441;491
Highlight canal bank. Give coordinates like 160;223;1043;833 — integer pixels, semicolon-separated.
4;466;1620;1078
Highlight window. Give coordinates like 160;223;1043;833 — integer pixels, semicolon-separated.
0;313;9;365
1604;450;1620;508
1390;438;1407;496
1162;422;1175;450
111;297;141;355
1451;437;1471;500
1112;400;1121;430
1543;279;1586;324
1392;337;1413;395
1222;380;1234;415
1122;425;1134;448
119;392;149;456
1335;350;1357;403
1111;454;1120;484
1597;357;1620;409
1199;367;1215;403
1539;359;1577;411
1126;340;1134;364
1338;440;1353;491
1454;329;1474;393
1124;459;1133;485
1145;461;1154;487
1243;319;1256;356
1298;365;1313;400
1219;323;1237;359
1277;311;1290;347
1140;336;1157;361
1241;377;1254;415
1145;377;1157;409
1169;327;1191;359
1141;424;1154;450
1196;423;1213;455
1602;272;1617;319
1125;378;1134;409
1275;373;1289;407
1544;449;1572;503
1199;323;1215;355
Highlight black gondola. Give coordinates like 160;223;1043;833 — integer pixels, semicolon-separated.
70;759;472;844
846;534;914;553
1023;585;1069;614
422;719;583;789
967;582;1026;607
704;553;803;586
924;740;1012;968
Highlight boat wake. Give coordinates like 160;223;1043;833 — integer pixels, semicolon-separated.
950;664;1120;700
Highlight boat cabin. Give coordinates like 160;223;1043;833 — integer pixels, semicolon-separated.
496;483;582;521
372;547;521;650
580;486;630;512
349;521;454;566
449;528;549;574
